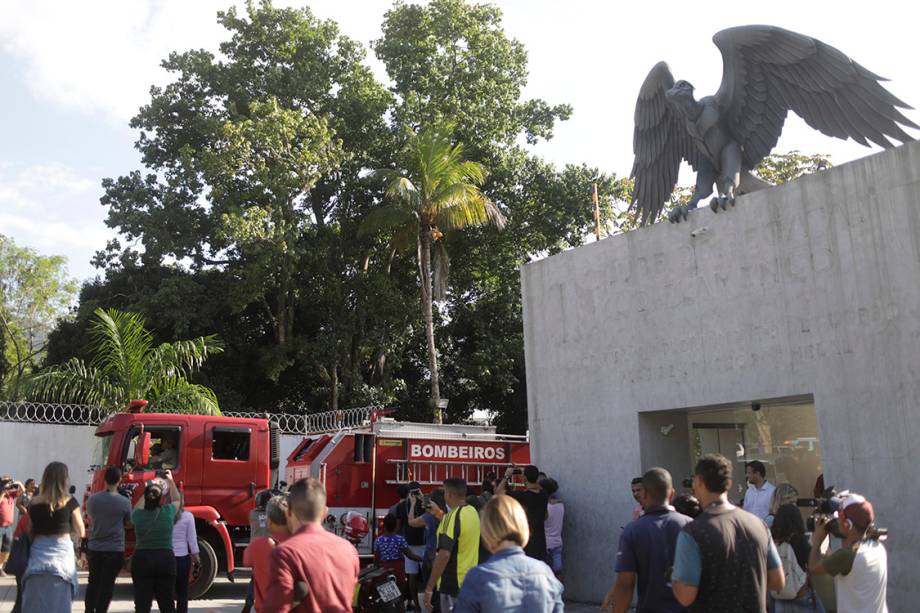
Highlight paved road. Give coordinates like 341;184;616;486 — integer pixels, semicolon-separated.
0;572;247;613
1;571;599;612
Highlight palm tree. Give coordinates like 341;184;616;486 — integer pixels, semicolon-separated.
360;124;505;422
28;307;224;414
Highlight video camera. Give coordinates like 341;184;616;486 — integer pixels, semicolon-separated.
806;486;888;541
806;486;842;537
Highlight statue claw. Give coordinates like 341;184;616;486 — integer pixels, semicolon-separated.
668;203;697;223
709;195;735;213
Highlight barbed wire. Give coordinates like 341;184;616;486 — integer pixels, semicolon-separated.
224;411;306;435
0;401;381;436
302;405;384;434
0;401;108;426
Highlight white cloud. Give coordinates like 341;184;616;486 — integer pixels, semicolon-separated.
0;1;228;123
0;1;388;125
0;162;114;281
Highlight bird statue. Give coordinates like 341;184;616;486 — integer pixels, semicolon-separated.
630;25;916;225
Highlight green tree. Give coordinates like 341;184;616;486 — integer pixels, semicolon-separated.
754;150;832;185
0;235;78;396
361;124;505;421
30;307;223;414
94;1;407;408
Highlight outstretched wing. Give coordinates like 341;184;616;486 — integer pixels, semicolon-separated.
714;25;917;170
630;62;701;225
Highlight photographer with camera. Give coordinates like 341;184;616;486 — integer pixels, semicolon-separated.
85;466;133;613
807;492;888;613
397;481;428;611
131;469;182;613
0;475;24;575
497;465;549;562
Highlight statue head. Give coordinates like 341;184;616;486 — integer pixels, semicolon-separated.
666;80;697;114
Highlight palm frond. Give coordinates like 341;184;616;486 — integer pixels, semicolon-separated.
358;205;419;238
145;336;224;383
151;377;222;415
89;308;152;396
433;189;506;232
26;358;121;409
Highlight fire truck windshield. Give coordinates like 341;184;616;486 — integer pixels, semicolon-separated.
93;432;114;467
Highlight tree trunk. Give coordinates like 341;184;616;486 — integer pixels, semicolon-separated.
330;364;339;412
418;231;441;423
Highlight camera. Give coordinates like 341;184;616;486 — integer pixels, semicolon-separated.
806;486;842;537
117;483;136;498
0;477;12;491
511;468;523;475
681;477;693;489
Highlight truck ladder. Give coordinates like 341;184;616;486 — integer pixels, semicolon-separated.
385;459;519;487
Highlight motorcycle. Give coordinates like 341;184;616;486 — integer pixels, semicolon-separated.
353;564;406;613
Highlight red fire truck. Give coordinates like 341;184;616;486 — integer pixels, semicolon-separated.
86;404;529;598
286;406;531;554
87;405;281;599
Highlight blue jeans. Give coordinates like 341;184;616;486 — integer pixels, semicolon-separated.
0;523;13;552
770;588;826;613
546;546;563;574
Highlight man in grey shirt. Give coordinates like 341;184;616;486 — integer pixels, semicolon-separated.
85;466;132;613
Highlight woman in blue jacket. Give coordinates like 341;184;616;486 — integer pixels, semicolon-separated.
454;494;564;613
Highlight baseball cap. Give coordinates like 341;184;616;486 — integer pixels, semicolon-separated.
836;491;875;531
144;481;163;499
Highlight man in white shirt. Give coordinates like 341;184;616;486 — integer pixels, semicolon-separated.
742;460;775;522
808;491;887;613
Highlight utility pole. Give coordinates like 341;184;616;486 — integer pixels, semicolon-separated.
592;182;602;241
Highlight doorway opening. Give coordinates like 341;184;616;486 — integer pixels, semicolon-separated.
638;395;822;506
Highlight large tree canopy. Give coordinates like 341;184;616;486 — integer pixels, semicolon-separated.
42;0;834;430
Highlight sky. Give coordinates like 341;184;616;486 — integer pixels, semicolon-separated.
1;0;918;283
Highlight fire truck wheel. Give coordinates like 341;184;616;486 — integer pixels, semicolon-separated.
188;537;219;600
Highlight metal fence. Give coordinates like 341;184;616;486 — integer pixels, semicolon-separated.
0;401;109;426
0;401;384;436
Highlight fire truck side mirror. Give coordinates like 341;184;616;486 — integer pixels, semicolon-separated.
135;432;151;467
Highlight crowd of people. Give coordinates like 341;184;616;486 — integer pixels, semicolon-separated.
601;454;889;613
0;452;890;613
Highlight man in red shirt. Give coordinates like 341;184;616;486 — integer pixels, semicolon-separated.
264;478;359;613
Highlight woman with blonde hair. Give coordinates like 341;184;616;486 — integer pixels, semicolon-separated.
767;483;799;527
22;461;84;612
454;495;563;613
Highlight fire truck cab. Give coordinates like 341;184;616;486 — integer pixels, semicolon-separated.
88;408;280;599
285;407;530;554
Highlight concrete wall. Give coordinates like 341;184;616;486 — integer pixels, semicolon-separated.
0;422;97;504
522;141;920;606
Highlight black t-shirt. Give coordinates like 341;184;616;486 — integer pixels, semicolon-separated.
511;489;549;560
29;497;80;536
397;498;427;547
